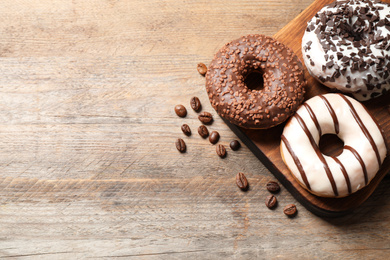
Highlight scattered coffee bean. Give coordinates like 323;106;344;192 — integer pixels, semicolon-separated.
175;104;187;117
266;181;280;193
198;125;209;138
197;63;207;76
236;172;248;190
209;131;220;144
175;138;186;153
190;96;201;112
216;144;226;158
283;204;297;217
265;195;277;209
230;140;241;151
198;112;213;124
181;124;191;136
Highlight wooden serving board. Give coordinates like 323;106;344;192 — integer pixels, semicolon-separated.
225;0;390;217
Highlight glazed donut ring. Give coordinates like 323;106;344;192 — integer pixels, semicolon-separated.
206;34;306;129
302;0;390;101
281;93;387;198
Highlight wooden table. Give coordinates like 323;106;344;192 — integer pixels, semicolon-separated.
0;0;389;258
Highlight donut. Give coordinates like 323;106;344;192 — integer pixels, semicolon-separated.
280;93;387;198
302;0;390;101
206;34;306;129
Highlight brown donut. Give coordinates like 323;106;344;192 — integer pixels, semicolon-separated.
205;34;306;129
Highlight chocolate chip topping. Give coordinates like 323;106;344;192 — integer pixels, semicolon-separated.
303;0;390;100
205;34;306;129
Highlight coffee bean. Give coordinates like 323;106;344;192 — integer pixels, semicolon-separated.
266;181;280;193
197;63;207;76
283;204;297;217
175;138;186;153
198;112;213;124
209;131;220;144
230;140;241;151
236;172;248;190
175;104;187;117
198;125;209;138
216;144;226;158
265;195;277;209
181;124;191;136
190;97;201;112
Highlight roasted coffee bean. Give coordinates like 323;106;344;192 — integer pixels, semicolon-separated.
265;195;277;209
283;204;297;217
209;131;220;144
175;104;187;117
181;124;191;136
230;140;241;151
266;181;280;193
216;144;226;158
236;172;248;190
175;138;186;153
198;125;209;138
190;97;201;112
198;112;213;124
197;63;207;76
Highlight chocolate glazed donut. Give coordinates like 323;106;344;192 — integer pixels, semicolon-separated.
206;34;306;129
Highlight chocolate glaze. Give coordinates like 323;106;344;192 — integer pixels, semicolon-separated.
281;135;311;191
303;103;322;136
319;95;339;134
331;156;352;195
294;113;338;196
338;94;382;167
345;145;368;185
206;34;306;129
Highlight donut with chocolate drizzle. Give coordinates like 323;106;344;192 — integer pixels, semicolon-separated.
280;93;387;198
206;34;306;129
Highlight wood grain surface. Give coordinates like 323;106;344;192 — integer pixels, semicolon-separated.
0;0;389;259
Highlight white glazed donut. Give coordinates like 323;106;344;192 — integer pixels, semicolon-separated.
302;0;390;101
280;93;387;197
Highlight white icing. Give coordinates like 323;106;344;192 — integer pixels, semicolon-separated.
302;0;390;101
281;93;387;197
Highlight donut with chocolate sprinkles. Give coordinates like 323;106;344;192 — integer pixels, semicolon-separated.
205;34;306;129
302;0;390;101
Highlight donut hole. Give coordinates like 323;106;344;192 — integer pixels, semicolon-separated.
339;22;364;42
244;70;264;91
319;134;344;157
